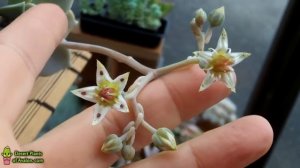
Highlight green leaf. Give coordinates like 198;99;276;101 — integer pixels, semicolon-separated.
32;0;74;12
0;2;26;22
66;10;78;33
8;0;32;4
80;0;90;11
94;0;106;12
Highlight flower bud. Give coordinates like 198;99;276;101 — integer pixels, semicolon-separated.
208;6;225;27
152;128;177;151
190;18;200;36
101;134;123;153
121;145;135;161
195;8;207;27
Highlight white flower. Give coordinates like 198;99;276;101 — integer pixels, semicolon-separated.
194;28;250;92
72;60;129;125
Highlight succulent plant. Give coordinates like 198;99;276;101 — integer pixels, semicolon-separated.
80;0;173;31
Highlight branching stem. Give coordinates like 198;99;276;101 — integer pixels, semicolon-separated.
61;40;153;74
142;120;157;134
63;40;200;136
154;57;199;77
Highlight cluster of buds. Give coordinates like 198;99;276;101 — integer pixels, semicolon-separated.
101;125;136;160
101;135;136;161
191;6;225;46
192;6;226;34
101;126;177;160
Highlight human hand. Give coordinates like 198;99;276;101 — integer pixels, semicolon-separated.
0;4;273;168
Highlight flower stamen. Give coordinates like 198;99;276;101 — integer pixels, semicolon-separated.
210;52;234;74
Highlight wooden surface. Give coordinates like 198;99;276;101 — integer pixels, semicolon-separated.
68;24;164;61
68;24;164;87
13;50;91;145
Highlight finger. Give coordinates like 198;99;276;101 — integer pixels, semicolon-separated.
127;116;273;168
28;65;231;167
0;121;21;153
0;4;67;125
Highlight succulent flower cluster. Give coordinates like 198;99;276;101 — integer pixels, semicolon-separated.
68;6;249;164
72;60;177;160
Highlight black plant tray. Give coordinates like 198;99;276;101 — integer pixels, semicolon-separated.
80;13;167;48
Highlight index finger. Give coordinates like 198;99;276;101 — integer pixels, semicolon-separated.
0;4;67;125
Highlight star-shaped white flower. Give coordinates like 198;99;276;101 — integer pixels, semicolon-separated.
72;60;129;125
194;28;250;92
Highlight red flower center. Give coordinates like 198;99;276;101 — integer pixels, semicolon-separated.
97;88;118;106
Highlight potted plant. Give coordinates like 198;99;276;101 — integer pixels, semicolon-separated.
79;0;173;48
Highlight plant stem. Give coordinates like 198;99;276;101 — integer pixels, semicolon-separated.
154;57;199;77
205;26;213;44
142;120;157;133
63;40;200;135
120;127;135;141
61;40;153;74
128;73;155;131
195;33;205;51
126;59;200;134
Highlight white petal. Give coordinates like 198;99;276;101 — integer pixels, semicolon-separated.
216;28;228;51
113;95;129;113
199;72;216;91
92;104;110;125
113;72;130;91
195;51;212;68
221;72;236;92
198;58;209;69
194;51;212;58
96;60;112;83
71;86;97;103
231;52;251;66
203;51;214;56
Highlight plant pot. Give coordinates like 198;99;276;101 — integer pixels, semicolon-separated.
3;157;11;165
80;13;167;48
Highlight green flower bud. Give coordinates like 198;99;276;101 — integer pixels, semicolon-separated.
152;128;177;151
101;134;123;153
208;6;225;27
195;8;207;27
121;145;135;161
